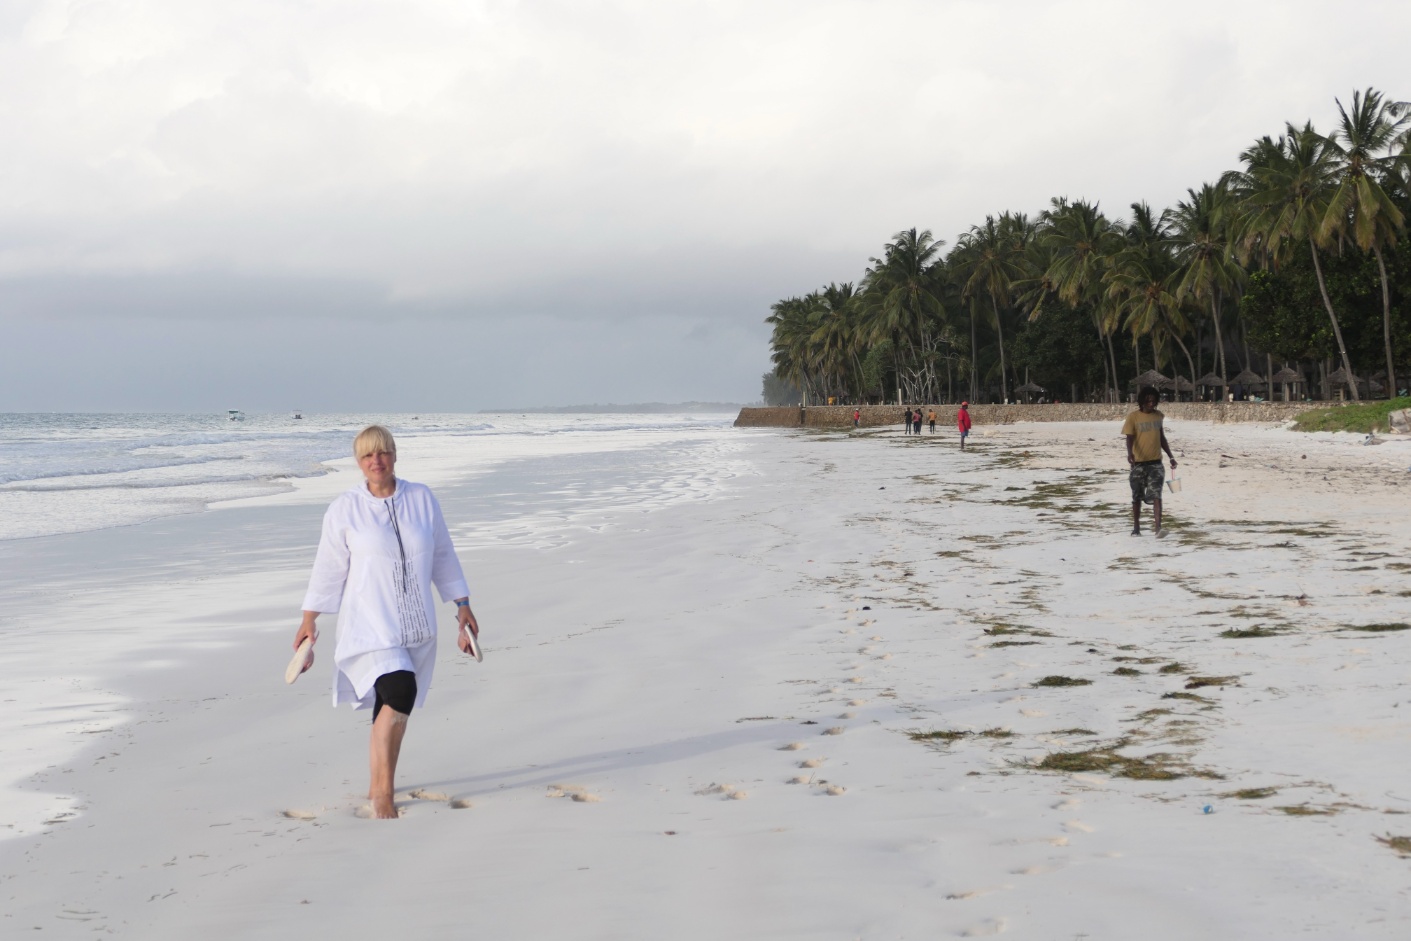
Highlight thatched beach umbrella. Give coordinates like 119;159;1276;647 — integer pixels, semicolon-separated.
1326;366;1361;401
1230;367;1264;386
1130;369;1169;390
1270;366;1302;402
1196;372;1227;401
1014;380;1046;404
1171;376;1194;393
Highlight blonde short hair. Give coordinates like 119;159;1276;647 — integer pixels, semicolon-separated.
353;425;396;459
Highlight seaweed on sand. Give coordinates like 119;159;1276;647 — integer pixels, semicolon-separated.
1032;675;1092;688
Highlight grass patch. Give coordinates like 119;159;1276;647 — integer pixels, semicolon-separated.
983;623;1054;637
1345;623;1411;633
1277;804;1339;816
1185;675;1239;689
1050;727;1097;736
1291;396;1411;434
909;727;1013;744
1032;675;1093;688
990;640;1041;647
1113;667;1142;677
1134;708;1173;720
908;729;968;743
1220;626;1283;638
1222;787;1278;800
1375;834;1411;856
1158;662;1190;674
1034;746;1212;781
1162;691;1214;704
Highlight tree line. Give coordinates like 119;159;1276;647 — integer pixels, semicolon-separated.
763;88;1411;407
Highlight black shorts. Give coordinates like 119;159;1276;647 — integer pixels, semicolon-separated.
372;670;417;722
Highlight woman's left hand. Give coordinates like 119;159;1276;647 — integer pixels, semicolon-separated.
455;602;480;654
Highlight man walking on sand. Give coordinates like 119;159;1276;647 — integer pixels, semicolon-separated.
853;407;861;429
928;408;937;433
1123;386;1178;537
957;401;972;449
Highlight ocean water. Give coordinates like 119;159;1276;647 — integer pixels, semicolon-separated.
0;412;741;541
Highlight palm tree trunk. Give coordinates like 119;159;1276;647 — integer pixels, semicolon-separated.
1210;293;1228;391
1308;239;1360;402
969;303;979;401
1374;244;1397;399
992;296;1009;403
1106;332;1120;403
1173;333;1196;403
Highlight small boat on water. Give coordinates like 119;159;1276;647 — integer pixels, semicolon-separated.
228;410;244;422
292;410;303;420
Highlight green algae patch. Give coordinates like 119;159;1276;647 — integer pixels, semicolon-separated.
1032;675;1092;688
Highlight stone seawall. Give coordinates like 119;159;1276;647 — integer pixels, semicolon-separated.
733;402;1320;429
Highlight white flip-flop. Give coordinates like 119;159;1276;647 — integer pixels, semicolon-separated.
285;638;314;684
463;624;483;663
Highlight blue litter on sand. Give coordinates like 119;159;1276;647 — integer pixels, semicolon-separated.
1202;805;1213;814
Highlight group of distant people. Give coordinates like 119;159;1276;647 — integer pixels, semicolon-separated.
850;403;971;449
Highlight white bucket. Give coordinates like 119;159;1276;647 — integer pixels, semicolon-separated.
1167;473;1182;494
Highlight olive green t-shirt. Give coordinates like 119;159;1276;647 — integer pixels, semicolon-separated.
1121;408;1165;463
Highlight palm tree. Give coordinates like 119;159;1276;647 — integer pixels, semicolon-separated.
1036;199;1124;400
1322;87;1410;399
953;214;1033;402
1106;203;1197;394
1227;122;1360;401
1169;181;1242;392
859;228;947;402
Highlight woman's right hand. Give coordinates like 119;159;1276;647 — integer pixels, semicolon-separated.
294;614;319;650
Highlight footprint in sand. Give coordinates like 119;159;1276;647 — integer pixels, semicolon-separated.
409;789;450;802
877;653;892;660
847;677;865;684
788;775;812;784
1010;864;1060;876
779;742;806;751
1052;798;1080;810
838;712;855;720
822;727;845;736
799;758;825;768
859;646;876;654
695;783;746;800
961;917;1008;936
870;635;884;642
1064;820;1095;833
822;784;846;796
449;799;473;810
280;809;317;820
946;886;1009;901
1019;709;1046;718
848;699;867;707
547;784;601;802
1047;836;1069;846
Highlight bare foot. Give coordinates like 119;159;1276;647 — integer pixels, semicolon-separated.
371;793;398;819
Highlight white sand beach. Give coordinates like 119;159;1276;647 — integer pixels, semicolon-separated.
2;416;1410;938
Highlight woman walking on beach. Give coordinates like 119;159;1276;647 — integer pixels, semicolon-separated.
292;425;481;819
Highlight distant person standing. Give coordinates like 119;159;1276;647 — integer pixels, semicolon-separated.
927;409;937;434
912;409;922;435
957;401;972;449
902;407;913;435
853;407;861;429
1122;386;1178;538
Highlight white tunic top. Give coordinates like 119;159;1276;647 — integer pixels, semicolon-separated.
301;478;470;710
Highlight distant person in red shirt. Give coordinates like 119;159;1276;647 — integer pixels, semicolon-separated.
853;408;861;429
957;401;972;449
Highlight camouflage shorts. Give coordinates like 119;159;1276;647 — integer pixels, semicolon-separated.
1129;461;1164;505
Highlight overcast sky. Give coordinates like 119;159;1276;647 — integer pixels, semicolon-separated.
2;0;1407;411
